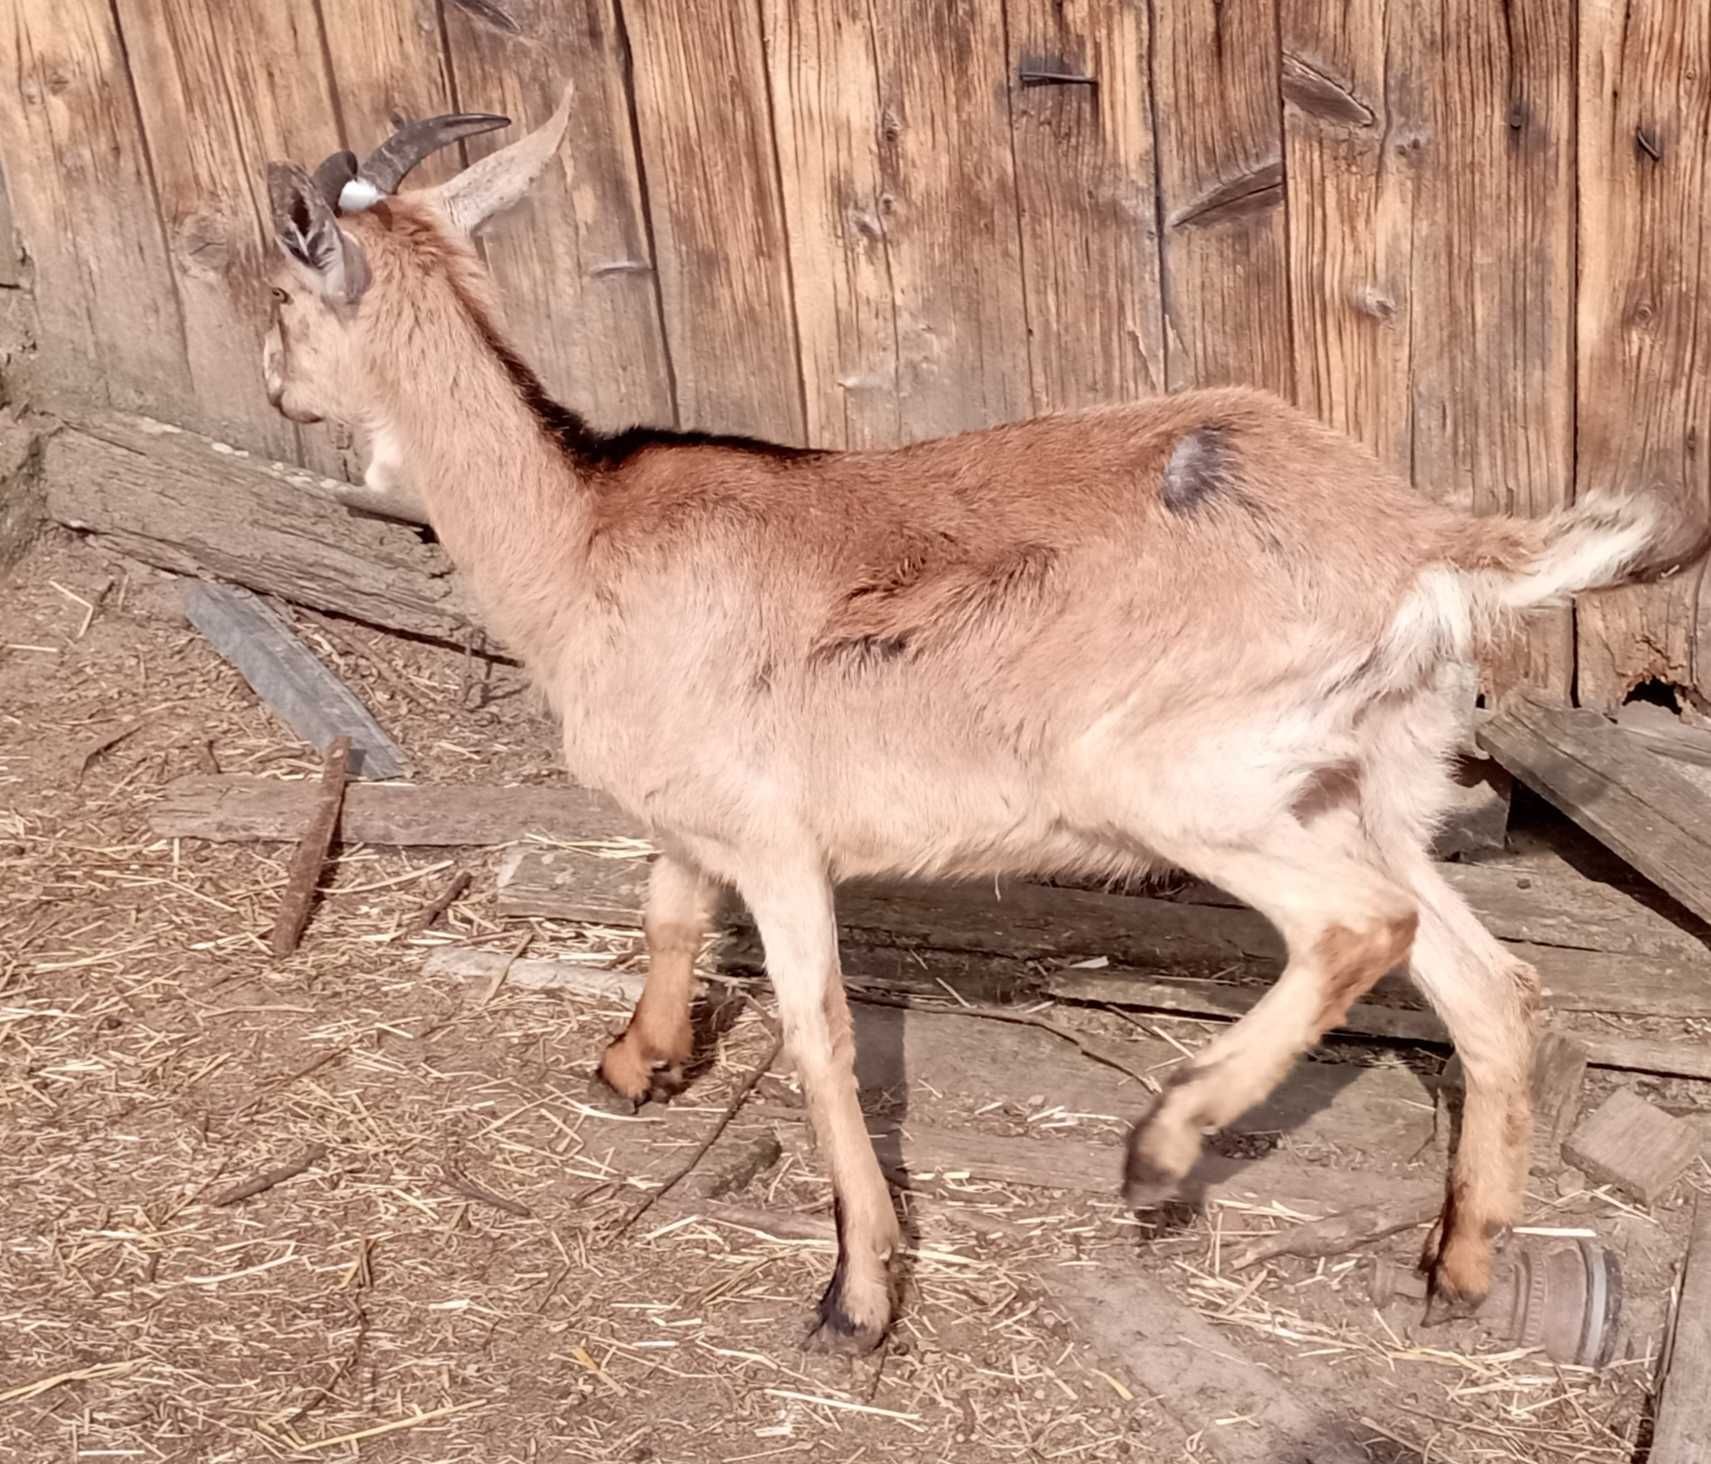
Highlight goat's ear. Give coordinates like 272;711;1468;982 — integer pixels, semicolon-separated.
266;161;370;305
419;83;573;238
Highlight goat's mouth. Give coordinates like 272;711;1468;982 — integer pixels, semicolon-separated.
267;390;324;426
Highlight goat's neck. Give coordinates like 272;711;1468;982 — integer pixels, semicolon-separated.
381;332;591;667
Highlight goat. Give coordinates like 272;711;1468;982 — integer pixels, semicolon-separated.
258;93;1710;1354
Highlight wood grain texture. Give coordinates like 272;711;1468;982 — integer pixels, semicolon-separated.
1575;0;1711;709
622;2;803;441
1278;0;1416;472
0;0;191;417
766;0;1031;445
1652;1196;1711;1464
1149;0;1291;394
443;0;675;432
114;0;340;462
317;0;459;184
44;412;475;644
1005;0;1165;411
498;844;1711;1019
1409;0;1575;698
763;0;903;448
1479;697;1711;927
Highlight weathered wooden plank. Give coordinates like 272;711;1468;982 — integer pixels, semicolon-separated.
765;0;1032;444
182;586;406;780
762;0;902;449
1479;697;1711;927
1278;0;1415;472
0;0;192;418
317;0;459;185
1409;0;1576;698
1003;0;1163;413
498;844;1711;1021
1564;1089;1699;1206
1616;703;1711;770
1575;0;1711;709
1652;1196;1711;1464
442;0;676;433
153;767;1698;959
153;774;631;846
43;412;476;645
115;0;339;463
1052;1269;1371;1464
1149;0;1291;393
622;4;803;441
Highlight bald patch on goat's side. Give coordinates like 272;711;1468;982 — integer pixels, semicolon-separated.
1160;424;1236;514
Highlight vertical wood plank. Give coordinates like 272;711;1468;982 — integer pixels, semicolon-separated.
1149;0;1292;395
1408;0;1576;699
444;0;674;432
115;0;342;460
1576;0;1711;709
868;2;1031;438
1005;0;1165;412
764;0;1031;445
0;0;191;418
1277;0;1416;473
763;0;902;448
623;3;804;442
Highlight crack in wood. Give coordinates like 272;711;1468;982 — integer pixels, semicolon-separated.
447;0;522;38
1280;53;1375;128
1168;157;1284;230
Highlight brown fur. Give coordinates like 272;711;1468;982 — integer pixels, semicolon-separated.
258;116;1711;1350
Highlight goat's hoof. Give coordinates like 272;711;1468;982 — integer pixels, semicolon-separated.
586;1068;644;1116
1121;1132;1188;1209
1421;1284;1484;1328
804;1312;886;1357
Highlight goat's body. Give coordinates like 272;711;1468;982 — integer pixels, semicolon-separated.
258;144;1709;1354
549;389;1466;891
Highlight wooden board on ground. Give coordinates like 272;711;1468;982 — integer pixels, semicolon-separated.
44;412;475;645
1051;1267;1371;1464
183;585;405;780
1479;697;1711;928
1651;1196;1711;1464
154;770;1711;961
497;843;1711;1022
154;775;634;846
1564;1089;1700;1206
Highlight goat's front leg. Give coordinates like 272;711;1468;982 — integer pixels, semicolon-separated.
743;866;899;1353
598;853;715;1107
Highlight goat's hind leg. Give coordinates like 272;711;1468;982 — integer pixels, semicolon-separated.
598;852;716;1107
1124;833;1418;1204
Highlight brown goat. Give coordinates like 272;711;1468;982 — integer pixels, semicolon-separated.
258;96;1709;1353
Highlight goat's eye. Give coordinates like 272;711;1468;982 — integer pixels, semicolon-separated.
271;286;289;305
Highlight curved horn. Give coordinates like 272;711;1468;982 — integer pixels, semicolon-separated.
311;149;357;210
420;84;574;237
346;112;510;206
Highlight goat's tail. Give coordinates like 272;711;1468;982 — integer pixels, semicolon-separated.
1449;490;1711;617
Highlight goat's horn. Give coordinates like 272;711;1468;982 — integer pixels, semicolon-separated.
311;149;357;210
344;112;510;209
419;84;574;237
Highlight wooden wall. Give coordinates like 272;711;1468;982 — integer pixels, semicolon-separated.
1;0;1706;710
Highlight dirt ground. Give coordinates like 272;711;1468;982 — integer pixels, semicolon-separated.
3;531;1706;1463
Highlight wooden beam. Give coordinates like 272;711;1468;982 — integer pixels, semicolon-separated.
496;843;1711;1026
43;412;472;645
1651;1196;1711;1464
1479;696;1711;927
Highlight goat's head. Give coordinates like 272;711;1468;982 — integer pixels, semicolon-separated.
260;88;572;427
